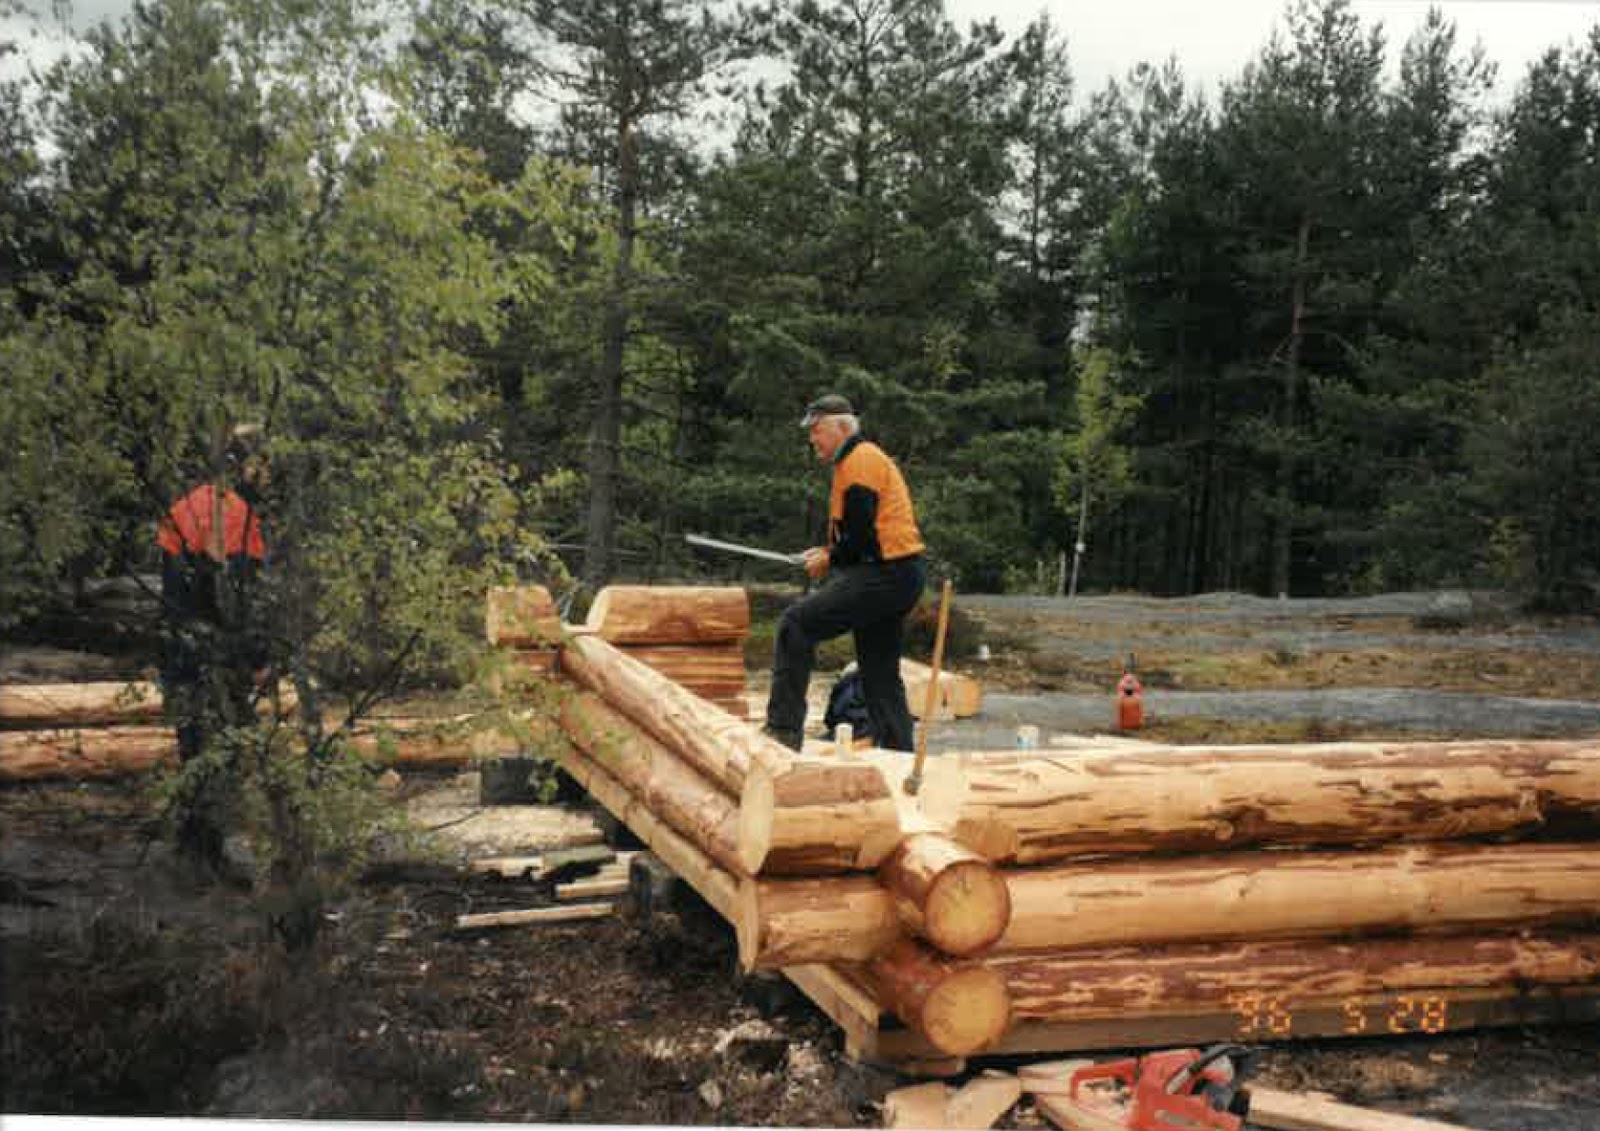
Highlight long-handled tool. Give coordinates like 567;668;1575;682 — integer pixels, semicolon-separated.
903;578;953;796
684;533;806;568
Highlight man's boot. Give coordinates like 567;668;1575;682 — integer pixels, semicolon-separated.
761;724;803;752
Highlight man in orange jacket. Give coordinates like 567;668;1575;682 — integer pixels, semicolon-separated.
764;395;926;752
157;425;269;866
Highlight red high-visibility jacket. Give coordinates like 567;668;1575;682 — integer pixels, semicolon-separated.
157;484;265;561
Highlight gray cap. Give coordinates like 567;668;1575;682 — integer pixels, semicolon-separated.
800;393;854;427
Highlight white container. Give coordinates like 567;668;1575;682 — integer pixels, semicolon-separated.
835;722;854;757
1016;724;1040;750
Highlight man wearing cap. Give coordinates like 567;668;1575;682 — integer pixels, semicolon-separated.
764;395;927;752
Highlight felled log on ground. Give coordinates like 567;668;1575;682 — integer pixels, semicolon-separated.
0;725;177;781
558;688;744;874
3;716;507;780
560;633;900;875
585;584;749;644
922;739;1600;865
861;939;1013;1057
994;931;1600;1022
902;659;982;720
997;841;1600;952
0;681;164;727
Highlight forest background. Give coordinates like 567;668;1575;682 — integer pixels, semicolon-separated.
4;0;1600;673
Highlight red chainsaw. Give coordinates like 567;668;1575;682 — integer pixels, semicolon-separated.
1069;1044;1253;1131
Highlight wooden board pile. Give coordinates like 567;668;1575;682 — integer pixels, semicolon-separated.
490;582;1600;1072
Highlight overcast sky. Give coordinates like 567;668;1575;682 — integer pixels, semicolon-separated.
949;0;1598;100
5;0;1598;108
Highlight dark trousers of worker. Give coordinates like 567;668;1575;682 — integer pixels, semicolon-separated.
766;556;926;752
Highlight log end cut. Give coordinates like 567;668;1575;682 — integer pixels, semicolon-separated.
920;965;1012;1057
926;860;1013;958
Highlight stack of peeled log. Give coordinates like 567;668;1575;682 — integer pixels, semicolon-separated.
582;585;751;716
522;583;1600;1063
0;679;499;781
538;587;1016;1059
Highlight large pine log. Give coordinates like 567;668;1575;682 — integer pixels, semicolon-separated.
737;757;901;874
485;585;561;647
558;690;744;874
922;739;1600;865
546;732;739;918
0;681;164;727
994;932;1600;1022
3;717;506;780
737;874;902;969
879;833;1012;957
617;643;746;700
560;631;783;793
586;585;750;644
998;842;1600;952
560;632;900;874
861;939;1013;1057
1;726;177;780
738;835;1010;968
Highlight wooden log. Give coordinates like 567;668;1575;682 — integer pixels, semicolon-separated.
945;1072;1023;1129
737;756;901;875
902;659;983;720
737;874;902;970
0;725;177;780
861;939;1013;1057
560;631;784;793
560;633;900;875
454;904;612;931
0;681;164;726
585;585;750;644
485;584;561;647
998;842;1600;952
993;931;1600;1023
879;833;1012;958
615;642;746;698
1248;1086;1484;1131
0;680;300;729
558;689;744;874
546;735;739;919
922;739;1600;865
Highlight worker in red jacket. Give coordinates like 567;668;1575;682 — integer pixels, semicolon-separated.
156;424;269;867
764;394;926;752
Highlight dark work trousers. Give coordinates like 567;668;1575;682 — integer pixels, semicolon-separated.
766;555;926;752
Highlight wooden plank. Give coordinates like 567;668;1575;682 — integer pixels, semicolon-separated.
469;856;545;878
556;875;630;900
1248;1086;1486;1131
453;903;613;931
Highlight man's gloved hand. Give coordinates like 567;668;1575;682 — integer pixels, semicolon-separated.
802;546;830;579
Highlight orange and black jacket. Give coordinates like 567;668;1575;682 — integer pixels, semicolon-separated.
827;434;925;567
157;484;268;679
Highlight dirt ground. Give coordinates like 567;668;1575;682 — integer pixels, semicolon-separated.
5;589;1600;1128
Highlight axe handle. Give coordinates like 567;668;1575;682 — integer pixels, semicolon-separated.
908;578;953;789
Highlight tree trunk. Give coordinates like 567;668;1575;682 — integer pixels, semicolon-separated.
737;873;902;969
581;111;638;591
994;931;1600;1022
1271;214;1312;598
611;644;747;704
921;739;1600;865
862;939;1013;1057
997;842;1600;952
585;585;750;643
484;584;561;647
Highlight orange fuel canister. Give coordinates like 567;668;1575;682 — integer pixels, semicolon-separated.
1116;671;1144;731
